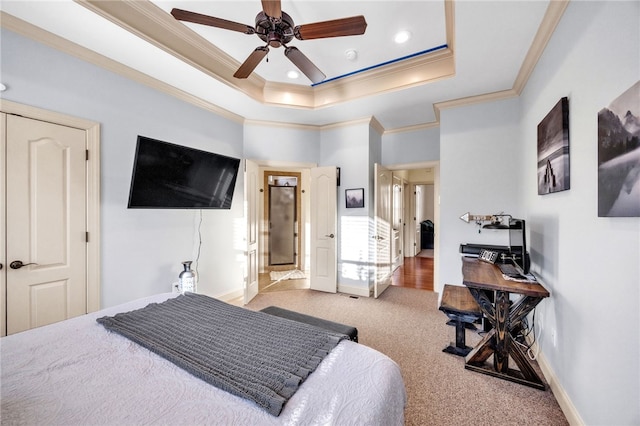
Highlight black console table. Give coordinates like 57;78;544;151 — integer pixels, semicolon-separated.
461;257;549;390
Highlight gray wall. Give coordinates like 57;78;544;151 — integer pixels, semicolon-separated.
243;123;320;162
439;96;522;289
519;2;639;424
321;123;373;294
437;2;639;424
1;29;245;307
382;126;440;165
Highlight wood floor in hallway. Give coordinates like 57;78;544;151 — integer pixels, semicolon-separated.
256;253;434;295
392;256;434;291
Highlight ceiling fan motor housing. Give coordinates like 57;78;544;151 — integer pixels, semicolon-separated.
255;11;295;47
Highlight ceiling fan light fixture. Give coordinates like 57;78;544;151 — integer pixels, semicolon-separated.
287;70;300;79
394;30;411;44
171;3;366;83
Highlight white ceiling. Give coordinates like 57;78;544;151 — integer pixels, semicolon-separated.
0;1;554;131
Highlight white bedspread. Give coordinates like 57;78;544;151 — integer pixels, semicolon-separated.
1;293;406;425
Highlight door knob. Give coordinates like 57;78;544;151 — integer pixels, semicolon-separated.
325;233;335;238
9;261;38;269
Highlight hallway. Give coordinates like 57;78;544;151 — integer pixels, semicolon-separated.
257;252;434;294
391;255;434;291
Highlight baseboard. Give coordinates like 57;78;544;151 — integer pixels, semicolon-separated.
337;284;370;297
215;289;244;303
529;341;585;425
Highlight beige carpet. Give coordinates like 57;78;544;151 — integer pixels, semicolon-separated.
245;286;568;426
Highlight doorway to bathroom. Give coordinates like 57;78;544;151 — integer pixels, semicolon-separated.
264;171;303;272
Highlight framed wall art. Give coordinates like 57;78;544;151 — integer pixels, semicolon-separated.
597;80;640;217
537;97;570;195
345;188;364;208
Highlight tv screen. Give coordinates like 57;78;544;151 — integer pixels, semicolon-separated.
508;219;529;273
127;136;240;209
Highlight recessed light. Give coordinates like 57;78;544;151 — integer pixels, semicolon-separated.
287;70;300;79
0;83;6;92
345;49;358;61
394;30;411;44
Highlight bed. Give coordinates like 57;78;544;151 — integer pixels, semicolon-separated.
1;292;406;425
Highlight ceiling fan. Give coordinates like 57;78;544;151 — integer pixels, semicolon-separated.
170;1;367;84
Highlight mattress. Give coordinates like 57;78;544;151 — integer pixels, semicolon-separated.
1;293;406;425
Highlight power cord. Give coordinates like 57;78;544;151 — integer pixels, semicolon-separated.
512;308;539;361
194;209;203;283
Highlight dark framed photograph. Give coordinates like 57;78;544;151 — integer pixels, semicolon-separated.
345;188;364;208
537;97;570;195
598;80;640;217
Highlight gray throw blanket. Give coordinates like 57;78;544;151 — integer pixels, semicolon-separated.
97;293;347;416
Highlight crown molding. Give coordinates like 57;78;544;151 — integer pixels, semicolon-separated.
512;0;570;94
244;119;321;131
245;116;384;133
369;116;385;136
0;11;244;124
75;0;456;110
385;121;440;135
2;0;569;136
434;88;519;122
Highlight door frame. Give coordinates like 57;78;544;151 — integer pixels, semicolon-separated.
251;160;315;276
0;100;101;336
374;163;392;298
384;161;440;293
263;171;303;271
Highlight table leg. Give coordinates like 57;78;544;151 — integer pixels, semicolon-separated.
494;290;510;373
509;333;545;388
465;328;495;364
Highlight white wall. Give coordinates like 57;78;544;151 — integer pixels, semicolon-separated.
243;124;320;162
519;2;639;424
382;126;440;165
321;123;373;294
1;29;245;307
437;2;639;423
416;184;435;223
439;97;522;293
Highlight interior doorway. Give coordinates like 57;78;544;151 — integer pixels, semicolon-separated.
415;184;435;258
385;162;439;293
260;170;309;293
267;176;298;266
263;171;302;271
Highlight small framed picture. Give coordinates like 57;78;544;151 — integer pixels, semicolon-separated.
345;188;364;208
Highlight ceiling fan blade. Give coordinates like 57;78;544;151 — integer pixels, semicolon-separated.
171;8;255;34
261;0;282;19
234;46;269;79
284;46;326;84
295;16;367;40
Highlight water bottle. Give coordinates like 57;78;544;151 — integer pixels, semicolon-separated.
179;261;196;293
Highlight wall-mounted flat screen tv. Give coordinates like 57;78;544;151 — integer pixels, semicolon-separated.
127;136;240;209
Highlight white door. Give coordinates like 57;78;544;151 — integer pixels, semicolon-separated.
244;159;260;304
414;185;421;255
5;115;87;335
392;175;403;271
310;166;337;293
374;164;392;298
